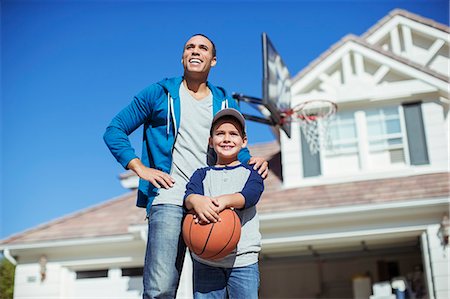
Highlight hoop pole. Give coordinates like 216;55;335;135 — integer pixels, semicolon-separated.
242;114;273;125
232;93;264;105
232;93;275;125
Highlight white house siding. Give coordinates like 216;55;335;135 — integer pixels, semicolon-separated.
421;101;449;170
426;225;450;299
73;268;141;299
280;125;303;188
14;263;65;298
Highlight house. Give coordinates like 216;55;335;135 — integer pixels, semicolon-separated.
1;9;449;299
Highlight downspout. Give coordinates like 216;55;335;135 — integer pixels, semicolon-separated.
2;248;17;265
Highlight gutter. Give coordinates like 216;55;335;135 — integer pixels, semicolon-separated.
2;248;17;265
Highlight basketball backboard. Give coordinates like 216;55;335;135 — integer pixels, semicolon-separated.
262;32;292;137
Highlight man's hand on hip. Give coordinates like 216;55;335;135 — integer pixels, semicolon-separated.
127;158;175;189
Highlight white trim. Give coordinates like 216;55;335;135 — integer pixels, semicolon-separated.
293;41;447;98
2;248;17;265
390;26;402;55
119;175;139;190
259;197;449;221
423;39;446;66
0;234;135;250
128;224;147;242
60;257;133;268
398;104;411;165
421;231;436;299
262;224;428;245
401;24;413;55
355;110;368;169
291;166;448;188
365;15;449;44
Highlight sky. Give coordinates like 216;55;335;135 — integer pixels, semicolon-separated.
1;0;449;240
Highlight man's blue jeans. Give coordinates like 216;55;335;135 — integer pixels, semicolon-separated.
143;204;186;299
192;259;260;299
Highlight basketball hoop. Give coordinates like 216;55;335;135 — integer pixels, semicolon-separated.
280;99;337;154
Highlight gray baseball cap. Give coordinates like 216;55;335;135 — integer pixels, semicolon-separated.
211;108;246;135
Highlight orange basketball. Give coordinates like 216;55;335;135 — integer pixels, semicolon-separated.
182;208;241;260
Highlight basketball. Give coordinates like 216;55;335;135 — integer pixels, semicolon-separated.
182;208;241;260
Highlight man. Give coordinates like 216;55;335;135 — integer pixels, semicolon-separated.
104;34;268;299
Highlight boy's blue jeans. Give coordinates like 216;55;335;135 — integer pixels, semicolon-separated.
143;204;186;299
192;259;260;299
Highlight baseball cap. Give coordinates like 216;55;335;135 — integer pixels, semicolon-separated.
211;108;246;135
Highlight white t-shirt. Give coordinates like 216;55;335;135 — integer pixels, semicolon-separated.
153;83;213;206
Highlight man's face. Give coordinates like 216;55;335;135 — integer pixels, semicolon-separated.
182;35;217;76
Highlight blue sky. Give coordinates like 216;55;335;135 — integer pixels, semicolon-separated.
1;0;448;239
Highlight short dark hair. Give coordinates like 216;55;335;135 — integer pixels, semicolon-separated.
186;33;216;57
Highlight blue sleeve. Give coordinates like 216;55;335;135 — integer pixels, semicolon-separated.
184;168;207;200
103;85;161;169
240;168;264;209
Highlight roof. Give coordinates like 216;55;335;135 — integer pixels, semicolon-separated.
0;142;281;246
258;171;450;213
292;9;449;84
362;8;450;39
1;140;448;246
292;34;449;85
0;192;145;246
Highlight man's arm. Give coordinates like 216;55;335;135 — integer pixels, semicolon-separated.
103;86;175;188
127;158;174;189
248;156;269;179
103;86;157;169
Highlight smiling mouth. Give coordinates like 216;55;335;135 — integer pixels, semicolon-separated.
189;58;202;64
221;145;234;150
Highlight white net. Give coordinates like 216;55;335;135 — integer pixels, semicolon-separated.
285;100;337;154
299;116;333;154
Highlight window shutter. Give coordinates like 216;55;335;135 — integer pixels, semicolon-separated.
403;102;429;165
301;130;321;177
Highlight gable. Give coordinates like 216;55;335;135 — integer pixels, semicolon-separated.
291;35;448;107
362;9;449;78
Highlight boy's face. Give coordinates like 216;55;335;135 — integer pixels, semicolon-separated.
209;119;247;164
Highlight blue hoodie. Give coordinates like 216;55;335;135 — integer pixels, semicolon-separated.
104;76;251;208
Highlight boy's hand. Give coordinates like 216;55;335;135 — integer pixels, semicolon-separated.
187;195;221;224
248;156;269;179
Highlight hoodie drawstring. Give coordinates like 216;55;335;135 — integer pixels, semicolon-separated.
167;92;177;137
166;93;171;136
221;99;229;109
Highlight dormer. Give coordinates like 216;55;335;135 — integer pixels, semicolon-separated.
281;11;449;188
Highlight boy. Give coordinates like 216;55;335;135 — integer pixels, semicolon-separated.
184;108;264;299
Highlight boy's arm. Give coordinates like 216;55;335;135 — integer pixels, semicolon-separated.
215;167;264;211
238;168;265;209
185;194;221;224
214;193;245;211
184;169;221;223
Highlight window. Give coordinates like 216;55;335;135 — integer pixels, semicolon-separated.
76;269;108;279
327;111;358;155
122;267;143;277
301;103;428;178
366;106;405;164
